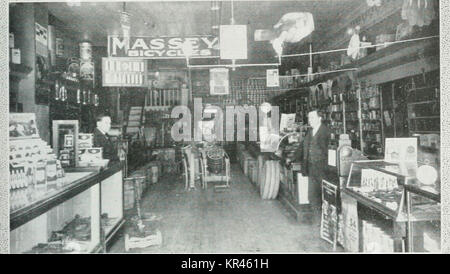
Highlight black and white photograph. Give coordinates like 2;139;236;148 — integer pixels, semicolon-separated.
4;0;447;258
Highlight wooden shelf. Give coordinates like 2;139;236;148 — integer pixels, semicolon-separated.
408;116;439;119
410;130;440;134
408;100;439;105
407;85;439;92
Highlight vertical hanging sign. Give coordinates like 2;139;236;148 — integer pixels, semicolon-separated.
209;68;229;95
219;25;248;60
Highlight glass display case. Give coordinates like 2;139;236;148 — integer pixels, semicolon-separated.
101;170;125;247
344;160;440;252
345;160;414;219
404;182;440;252
10;171;101;254
10;163;123;253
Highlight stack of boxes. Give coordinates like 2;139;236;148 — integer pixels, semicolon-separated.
362;219;395;253
10;138;66;210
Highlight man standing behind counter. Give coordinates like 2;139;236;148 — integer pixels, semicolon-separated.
300;109;330;221
93;114;119;163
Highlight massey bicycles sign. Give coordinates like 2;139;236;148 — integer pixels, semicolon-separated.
107;36;219;59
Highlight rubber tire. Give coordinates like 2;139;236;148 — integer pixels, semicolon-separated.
267;161;275;199
261;161;272;199
257;155;265;187
260;161;272;199
259;159;266;197
271;162;281;199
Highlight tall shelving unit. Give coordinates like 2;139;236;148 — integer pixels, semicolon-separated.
359;82;384;158
407;85;440;136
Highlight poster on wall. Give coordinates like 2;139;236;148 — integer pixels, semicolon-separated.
266;69;279;87
9;113;40;139
210;68;229;95
35;22;48;46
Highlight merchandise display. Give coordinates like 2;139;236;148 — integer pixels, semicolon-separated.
8;1;441;255
362;219;395;252
346;161;408;214
360;84;384;157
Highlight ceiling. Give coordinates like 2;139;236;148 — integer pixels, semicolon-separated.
45;0;363;66
47;1;360;43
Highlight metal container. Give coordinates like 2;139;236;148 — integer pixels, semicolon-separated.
79;41;92;61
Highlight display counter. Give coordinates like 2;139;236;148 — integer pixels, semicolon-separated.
342;160;440;252
10;162;124;253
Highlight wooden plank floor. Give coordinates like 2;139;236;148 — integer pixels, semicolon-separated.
109;164;339;253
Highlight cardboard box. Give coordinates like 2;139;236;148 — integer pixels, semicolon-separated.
78;133;93;149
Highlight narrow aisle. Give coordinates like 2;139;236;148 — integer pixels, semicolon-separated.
109;164;336;253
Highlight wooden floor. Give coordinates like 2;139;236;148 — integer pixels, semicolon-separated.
109;164;338;253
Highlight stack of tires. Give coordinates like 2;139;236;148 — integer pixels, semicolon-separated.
258;160;281;199
243;153;253;176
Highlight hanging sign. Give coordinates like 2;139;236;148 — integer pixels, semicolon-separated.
219;25;248;60
102;58;147;87
209;68;229;95
266;69;279;87
107;36;219;58
320;180;339;244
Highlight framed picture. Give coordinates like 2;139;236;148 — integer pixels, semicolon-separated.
9;113;40;139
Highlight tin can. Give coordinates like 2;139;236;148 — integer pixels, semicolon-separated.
151;166;158;184
79;42;92;61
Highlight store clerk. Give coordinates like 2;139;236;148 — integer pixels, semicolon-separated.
93;114;119;163
297;109;330;218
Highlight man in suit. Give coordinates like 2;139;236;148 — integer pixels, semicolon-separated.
93;114;119;163
299;109;330;216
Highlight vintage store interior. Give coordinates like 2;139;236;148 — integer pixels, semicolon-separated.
8;0;441;253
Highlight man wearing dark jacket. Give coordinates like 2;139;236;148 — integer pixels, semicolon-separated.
93;114;119;162
299;109;330;214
